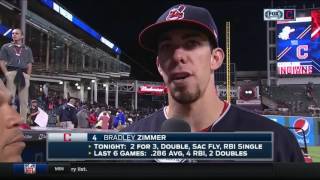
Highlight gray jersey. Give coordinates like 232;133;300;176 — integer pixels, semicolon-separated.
0;43;34;68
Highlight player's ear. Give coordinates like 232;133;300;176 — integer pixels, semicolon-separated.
210;48;224;71
156;57;164;76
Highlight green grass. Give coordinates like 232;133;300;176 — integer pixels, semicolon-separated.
308;146;320;162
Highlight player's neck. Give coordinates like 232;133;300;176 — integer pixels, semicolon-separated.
167;83;224;131
13;40;22;46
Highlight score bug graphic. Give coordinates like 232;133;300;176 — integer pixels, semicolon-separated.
264;9;295;21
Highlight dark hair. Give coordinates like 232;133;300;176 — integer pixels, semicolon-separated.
13;28;23;35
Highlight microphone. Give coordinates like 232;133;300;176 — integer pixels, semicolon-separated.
156;118;193;163
160;118;191;132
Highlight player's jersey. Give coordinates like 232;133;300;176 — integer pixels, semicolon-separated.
123;105;304;162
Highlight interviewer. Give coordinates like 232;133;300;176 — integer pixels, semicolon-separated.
0;80;25;162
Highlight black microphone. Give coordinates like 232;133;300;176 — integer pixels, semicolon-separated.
160;118;191;132
157;118;194;163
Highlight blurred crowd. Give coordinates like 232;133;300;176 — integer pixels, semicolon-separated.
26;95;159;130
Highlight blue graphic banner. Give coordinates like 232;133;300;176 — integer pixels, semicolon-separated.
47;132;273;161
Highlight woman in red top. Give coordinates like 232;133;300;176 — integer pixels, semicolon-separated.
88;109;97;128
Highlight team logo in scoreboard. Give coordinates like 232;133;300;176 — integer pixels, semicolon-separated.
24;164;36;175
293;118;310;137
264;9;296;21
63;133;72;142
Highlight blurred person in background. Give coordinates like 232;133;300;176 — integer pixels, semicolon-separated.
96;111;110;130
0;28;34;123
88;108;97;128
77;105;89;128
28;99;39;126
114;108;126;130
59;97;77;128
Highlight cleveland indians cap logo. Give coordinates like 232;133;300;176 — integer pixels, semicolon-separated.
166;5;186;21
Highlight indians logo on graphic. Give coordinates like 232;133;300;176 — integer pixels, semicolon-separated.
293;118;310;137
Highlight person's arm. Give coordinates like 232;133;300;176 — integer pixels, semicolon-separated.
30;110;39;117
71;108;78;126
56;107;62;124
0;61;8;75
26;47;34;76
26;63;32;76
0;45;8;75
121;113;126;125
97;113;102;120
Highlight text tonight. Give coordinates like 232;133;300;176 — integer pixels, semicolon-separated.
104;134;167;141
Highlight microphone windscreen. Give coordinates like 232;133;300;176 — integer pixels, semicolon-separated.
160;118;191;132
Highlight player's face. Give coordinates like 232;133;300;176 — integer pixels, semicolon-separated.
156;29;214;104
0;81;25;162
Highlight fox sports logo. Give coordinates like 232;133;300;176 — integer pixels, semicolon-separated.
293;118;310;137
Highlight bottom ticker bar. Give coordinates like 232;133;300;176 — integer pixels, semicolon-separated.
1;162;319;178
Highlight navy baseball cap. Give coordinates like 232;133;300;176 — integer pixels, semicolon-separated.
139;4;219;52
